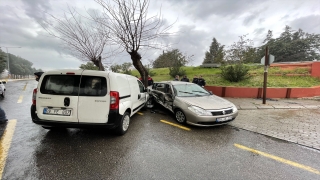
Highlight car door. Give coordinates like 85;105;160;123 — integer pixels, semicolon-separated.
77;73;109;124
163;84;174;111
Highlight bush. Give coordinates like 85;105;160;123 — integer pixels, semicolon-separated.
169;66;186;78
221;63;250;82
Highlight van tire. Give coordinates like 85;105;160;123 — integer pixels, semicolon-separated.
115;112;130;135
1;91;4;98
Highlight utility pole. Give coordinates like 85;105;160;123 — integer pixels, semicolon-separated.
263;46;269;104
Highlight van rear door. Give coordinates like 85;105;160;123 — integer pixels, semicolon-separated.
77;72;109;123
37;70;82;123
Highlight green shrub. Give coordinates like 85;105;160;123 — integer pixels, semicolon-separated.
221;63;250;82
169;66;186;78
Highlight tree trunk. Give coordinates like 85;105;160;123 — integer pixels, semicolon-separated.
92;56;105;71
129;51;148;87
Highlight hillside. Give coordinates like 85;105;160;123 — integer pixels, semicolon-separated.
131;65;320;87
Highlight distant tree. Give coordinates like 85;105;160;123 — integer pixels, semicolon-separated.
0;49;7;74
79;62;99;70
225;34;257;63
120;62;133;75
6;53;34;75
202;38;225;64
261;25;320;62
166;49;187;78
41;7;112;71
110;64;122;73
153;49;188;68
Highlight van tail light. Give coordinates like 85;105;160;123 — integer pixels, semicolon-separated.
32;88;37;105
110;91;119;110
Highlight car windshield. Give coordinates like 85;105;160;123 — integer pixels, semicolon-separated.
173;84;210;97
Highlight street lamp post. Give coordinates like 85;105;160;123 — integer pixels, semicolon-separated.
0;46;21;78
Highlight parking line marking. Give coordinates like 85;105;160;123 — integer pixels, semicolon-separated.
23;82;28;91
160;120;191;131
137;112;143;115
0;120;17;178
17;95;23;103
234;143;320;175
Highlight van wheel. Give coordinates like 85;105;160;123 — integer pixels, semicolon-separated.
115;112;130;135
1;91;4;98
175;109;186;124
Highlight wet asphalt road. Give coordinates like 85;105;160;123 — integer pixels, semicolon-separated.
0;80;319;180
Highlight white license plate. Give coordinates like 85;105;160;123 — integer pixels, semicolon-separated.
43;108;71;116
216;116;232;122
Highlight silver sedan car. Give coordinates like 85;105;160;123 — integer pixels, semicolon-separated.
147;81;238;126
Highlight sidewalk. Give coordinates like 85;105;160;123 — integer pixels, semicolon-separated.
226;97;320;151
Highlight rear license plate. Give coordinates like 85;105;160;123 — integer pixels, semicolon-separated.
43;108;71;116
216;116;232;122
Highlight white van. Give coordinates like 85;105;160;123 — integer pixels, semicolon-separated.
31;69;148;135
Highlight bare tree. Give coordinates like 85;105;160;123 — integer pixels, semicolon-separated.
94;0;173;86
41;7;114;71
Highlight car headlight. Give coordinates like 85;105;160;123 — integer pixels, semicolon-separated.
188;106;212;116
232;105;238;113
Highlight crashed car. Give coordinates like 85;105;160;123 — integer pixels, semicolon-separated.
147;81;238;126
0;81;6;98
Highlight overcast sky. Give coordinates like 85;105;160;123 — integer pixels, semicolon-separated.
0;0;319;71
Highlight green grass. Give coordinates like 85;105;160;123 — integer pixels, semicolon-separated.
131;65;320;87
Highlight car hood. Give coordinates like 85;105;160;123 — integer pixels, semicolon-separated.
176;95;234;110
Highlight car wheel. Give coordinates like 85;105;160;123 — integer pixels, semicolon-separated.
115;112;130;135
175;109;186;124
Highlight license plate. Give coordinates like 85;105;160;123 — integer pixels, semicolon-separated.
216;116;232;122
43;108;72;116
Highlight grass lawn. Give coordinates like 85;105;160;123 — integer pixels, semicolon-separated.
131;65;320;87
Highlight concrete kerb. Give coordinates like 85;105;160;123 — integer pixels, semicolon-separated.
225;97;320;110
229;125;320;151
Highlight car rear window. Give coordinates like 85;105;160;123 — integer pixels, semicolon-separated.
40;75;107;96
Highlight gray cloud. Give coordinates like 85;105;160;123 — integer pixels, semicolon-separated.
169;25;212;65
21;0;51;27
289;15;320;34
243;10;263;26
165;0;264;20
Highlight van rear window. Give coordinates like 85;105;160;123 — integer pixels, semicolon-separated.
40;75;107;96
79;76;107;96
40;75;80;96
